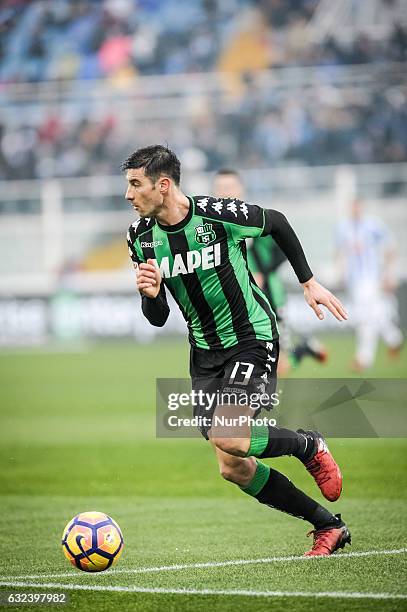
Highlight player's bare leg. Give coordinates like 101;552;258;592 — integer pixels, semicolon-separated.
212;444;257;487
208;402;252;456
210;403;342;502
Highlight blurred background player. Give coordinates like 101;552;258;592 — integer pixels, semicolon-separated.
336;198;404;371
213;168;328;375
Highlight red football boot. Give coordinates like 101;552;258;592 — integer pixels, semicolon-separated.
304;515;351;557
299;430;342;502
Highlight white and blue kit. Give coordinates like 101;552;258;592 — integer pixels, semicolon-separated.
336;215;403;367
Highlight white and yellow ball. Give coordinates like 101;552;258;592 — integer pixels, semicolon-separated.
61;511;124;572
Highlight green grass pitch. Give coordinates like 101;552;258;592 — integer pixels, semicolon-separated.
0;334;406;611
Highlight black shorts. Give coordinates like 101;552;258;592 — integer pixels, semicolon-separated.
190;340;279;439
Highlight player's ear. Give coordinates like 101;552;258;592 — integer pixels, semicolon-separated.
159;177;171;194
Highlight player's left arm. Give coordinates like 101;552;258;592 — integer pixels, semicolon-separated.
224;199;347;321
263;209;347;321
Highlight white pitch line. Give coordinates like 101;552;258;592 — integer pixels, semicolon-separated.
1;548;406;581
0;581;405;600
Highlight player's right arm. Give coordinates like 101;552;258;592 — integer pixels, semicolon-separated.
127;226;170;327
138;262;169;327
136;259;160;297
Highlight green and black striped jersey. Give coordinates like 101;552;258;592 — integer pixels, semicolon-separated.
127;195;279;350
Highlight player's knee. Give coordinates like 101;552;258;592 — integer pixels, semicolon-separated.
211;436;248;456
218;456;256;485
219;464;239;483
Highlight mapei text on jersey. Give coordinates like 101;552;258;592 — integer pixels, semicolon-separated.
150;243;221;278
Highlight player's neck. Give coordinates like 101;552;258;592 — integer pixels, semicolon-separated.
156;191;190;226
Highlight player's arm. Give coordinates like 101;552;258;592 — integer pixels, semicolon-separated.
137;260;170;327
263;209;347;321
127;228;170;327
217;197;347;321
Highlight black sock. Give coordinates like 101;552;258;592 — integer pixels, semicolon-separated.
257;427;316;462
255;468;342;529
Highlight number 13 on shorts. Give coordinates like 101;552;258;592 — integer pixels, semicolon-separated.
228;361;255;386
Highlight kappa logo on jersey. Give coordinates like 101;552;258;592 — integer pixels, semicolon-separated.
212;200;223;214
195;223;216;245
140;240;164;248
240;202;249;220
152;243;221;278
227;200;238;217
196;197;209;212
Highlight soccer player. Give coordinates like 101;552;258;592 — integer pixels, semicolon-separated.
124;145;351;556
336;198;403;371
213;168;328;374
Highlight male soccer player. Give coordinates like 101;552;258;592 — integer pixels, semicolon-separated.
124;145;351;556
336;198;403;371
213;168;328;374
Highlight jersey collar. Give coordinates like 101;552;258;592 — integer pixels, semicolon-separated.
156;196;194;233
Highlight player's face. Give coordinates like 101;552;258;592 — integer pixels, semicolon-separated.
125;168;164;218
213;174;244;200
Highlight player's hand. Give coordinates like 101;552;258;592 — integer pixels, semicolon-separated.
136;258;161;298
302;277;348;321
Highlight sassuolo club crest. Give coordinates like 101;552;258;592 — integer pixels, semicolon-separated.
195;223;216;245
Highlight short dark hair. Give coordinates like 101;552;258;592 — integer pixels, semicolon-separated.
121;145;181;185
215;168;241;179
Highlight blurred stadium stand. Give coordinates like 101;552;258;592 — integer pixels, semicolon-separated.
1;0;406;82
0;0;406;344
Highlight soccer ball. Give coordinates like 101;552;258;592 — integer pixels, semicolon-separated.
61;511;124;572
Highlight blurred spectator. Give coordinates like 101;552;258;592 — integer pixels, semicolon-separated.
0;0;406;179
0;78;406;180
0;0;406;82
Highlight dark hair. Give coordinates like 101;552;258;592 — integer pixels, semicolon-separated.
121;145;181;185
215;168;241;179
